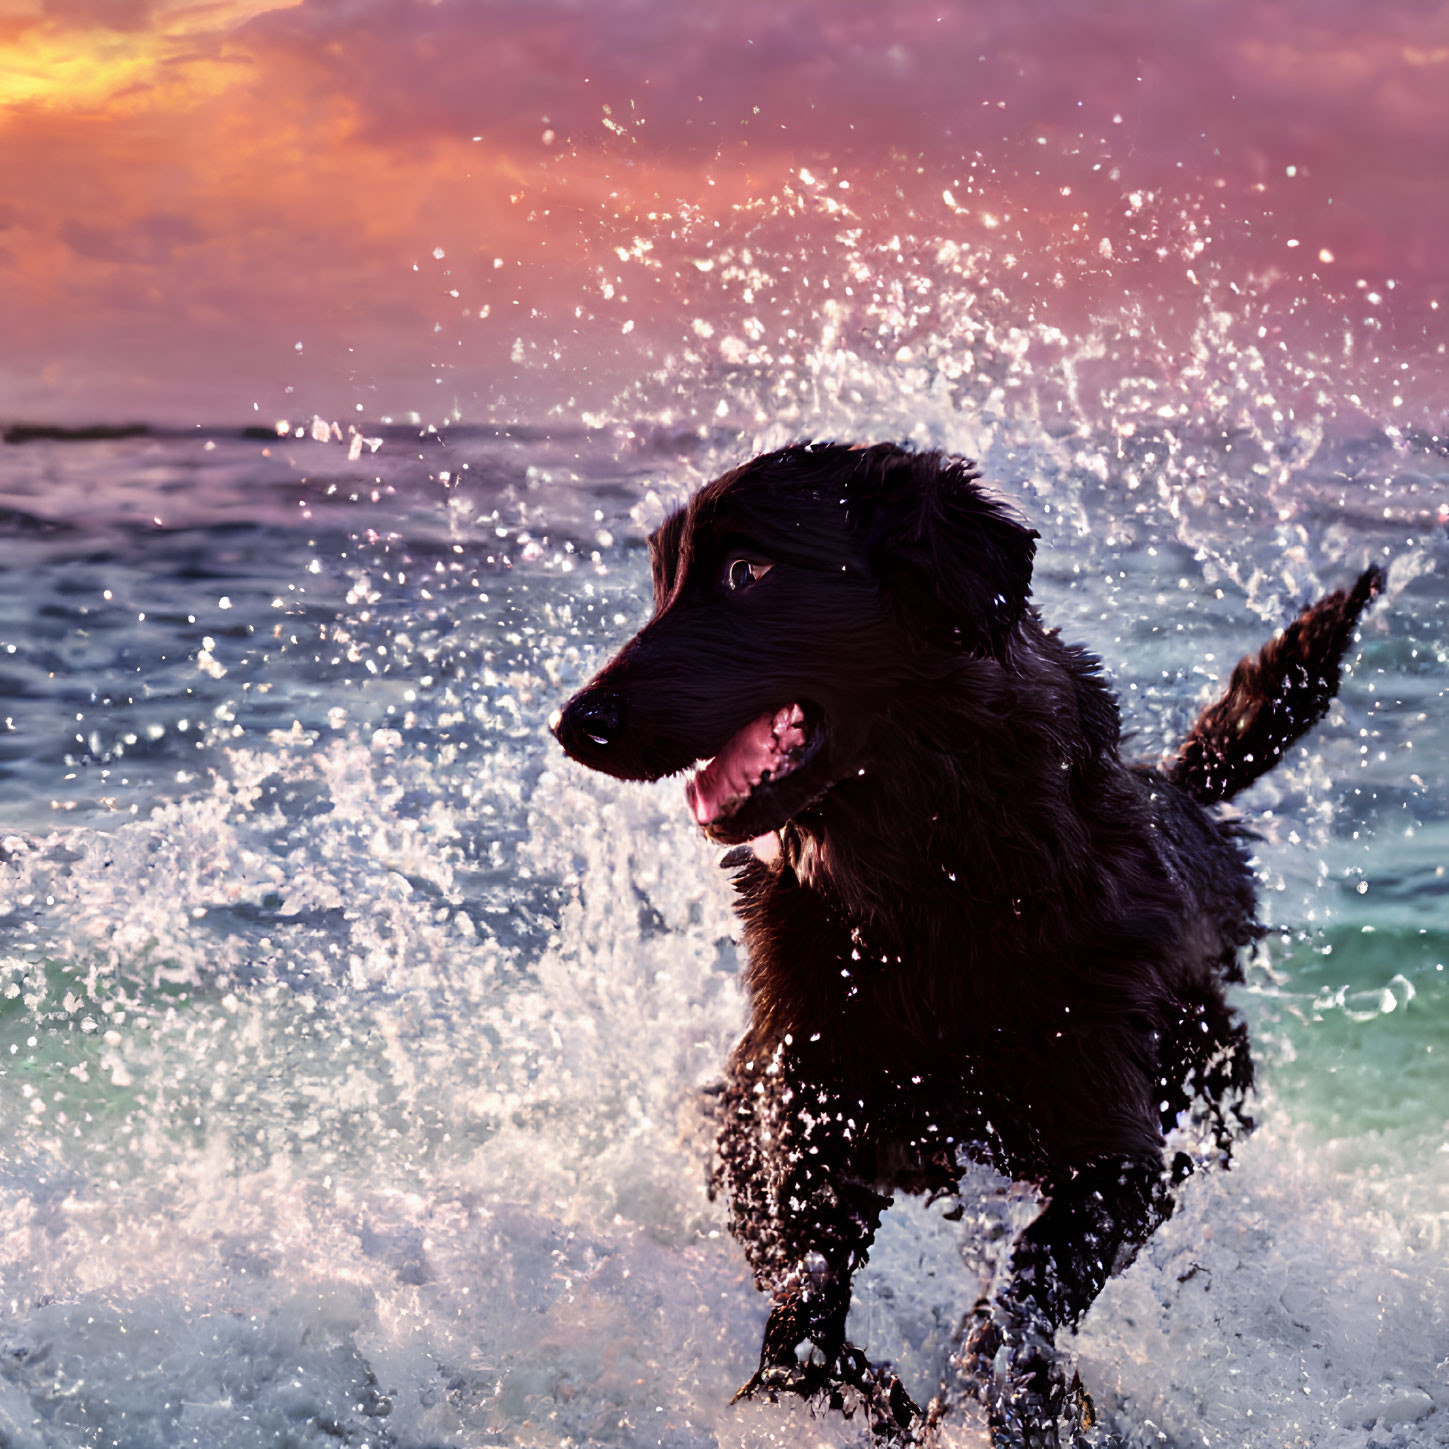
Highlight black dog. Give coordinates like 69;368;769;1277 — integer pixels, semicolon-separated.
553;442;1382;1446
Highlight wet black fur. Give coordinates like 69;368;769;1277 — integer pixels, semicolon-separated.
554;442;1383;1446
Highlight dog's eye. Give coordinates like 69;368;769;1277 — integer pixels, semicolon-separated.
726;557;772;591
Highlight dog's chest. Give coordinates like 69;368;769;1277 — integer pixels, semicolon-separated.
735;859;1015;1059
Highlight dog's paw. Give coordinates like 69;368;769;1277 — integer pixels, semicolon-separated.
958;1303;1094;1449
729;1343;840;1409
732;1287;843;1404
835;1341;922;1441
733;1318;922;1443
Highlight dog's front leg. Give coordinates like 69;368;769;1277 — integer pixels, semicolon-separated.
715;1054;919;1436
959;1153;1172;1447
737;1167;921;1439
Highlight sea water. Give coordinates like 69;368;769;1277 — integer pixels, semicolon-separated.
1;297;1447;1446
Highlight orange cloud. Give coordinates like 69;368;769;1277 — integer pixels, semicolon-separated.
0;0;297;110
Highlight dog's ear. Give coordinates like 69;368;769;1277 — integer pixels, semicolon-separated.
647;506;688;611
849;446;1037;657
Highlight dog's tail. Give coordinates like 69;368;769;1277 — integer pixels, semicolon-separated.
1168;565;1385;805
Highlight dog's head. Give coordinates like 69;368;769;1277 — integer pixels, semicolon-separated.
552;442;1037;844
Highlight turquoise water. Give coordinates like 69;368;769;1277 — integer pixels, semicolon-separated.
0;343;1446;1447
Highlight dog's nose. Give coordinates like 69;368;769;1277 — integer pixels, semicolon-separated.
553;690;625;756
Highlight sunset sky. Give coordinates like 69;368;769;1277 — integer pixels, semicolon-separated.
2;0;1447;426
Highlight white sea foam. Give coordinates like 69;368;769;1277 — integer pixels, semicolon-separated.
0;651;1445;1445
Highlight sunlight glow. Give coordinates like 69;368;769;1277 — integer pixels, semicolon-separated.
0;1;300;111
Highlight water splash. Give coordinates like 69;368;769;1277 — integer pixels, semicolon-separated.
1;177;1447;1445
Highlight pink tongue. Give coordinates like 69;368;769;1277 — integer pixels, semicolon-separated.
686;706;806;826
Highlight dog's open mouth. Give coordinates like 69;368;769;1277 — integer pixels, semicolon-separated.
685;703;816;834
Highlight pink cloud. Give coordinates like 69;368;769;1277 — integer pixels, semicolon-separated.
61;209;204;265
1;0;1445;423
232;0;1449;177
225;0;1449;295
